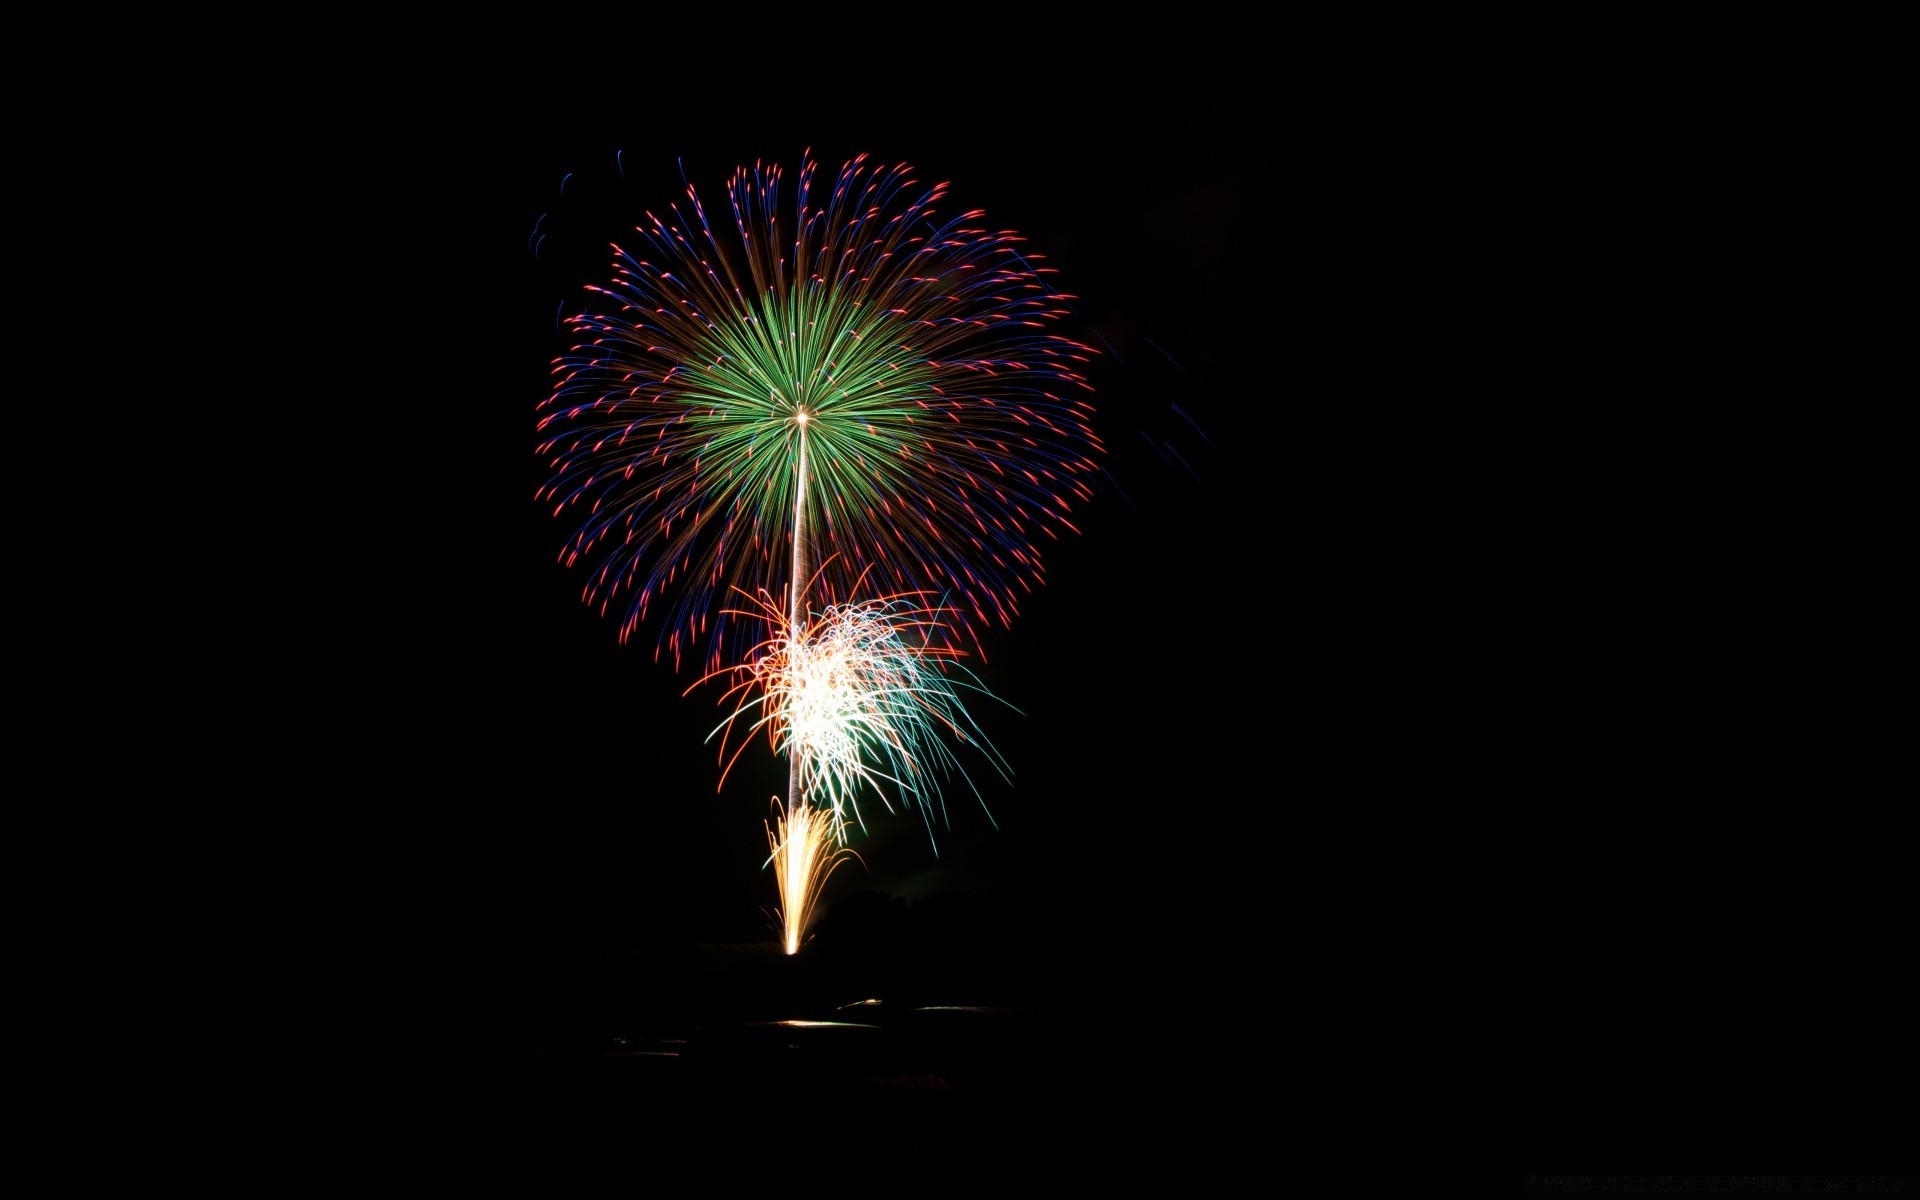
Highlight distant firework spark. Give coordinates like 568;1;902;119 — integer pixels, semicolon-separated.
536;152;1103;673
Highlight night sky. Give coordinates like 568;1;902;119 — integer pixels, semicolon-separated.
345;79;1404;984
321;65;1900;1178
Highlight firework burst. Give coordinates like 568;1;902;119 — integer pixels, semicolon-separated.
536;152;1103;673
696;576;1011;852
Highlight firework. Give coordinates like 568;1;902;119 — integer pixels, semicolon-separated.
536;152;1093;953
765;799;857;955
697;577;1011;851
536;152;1103;673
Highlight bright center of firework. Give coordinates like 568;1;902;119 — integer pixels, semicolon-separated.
785;635;863;765
795;410;809;425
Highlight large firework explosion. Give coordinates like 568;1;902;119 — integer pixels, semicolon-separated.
537;152;1103;674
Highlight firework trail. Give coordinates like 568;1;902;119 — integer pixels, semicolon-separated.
536;152;1103;674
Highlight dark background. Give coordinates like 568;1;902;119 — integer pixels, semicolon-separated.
323;72;1422;1172
305;63;1901;1177
346;85;1402;978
